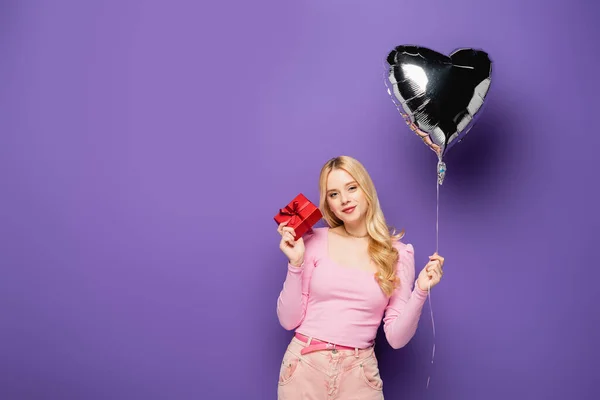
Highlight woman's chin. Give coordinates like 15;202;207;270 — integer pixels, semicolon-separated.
338;211;363;225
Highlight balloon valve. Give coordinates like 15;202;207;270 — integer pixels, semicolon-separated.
437;161;446;185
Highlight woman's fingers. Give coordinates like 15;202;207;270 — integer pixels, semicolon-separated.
277;221;288;235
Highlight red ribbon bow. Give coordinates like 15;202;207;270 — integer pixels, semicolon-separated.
278;200;310;226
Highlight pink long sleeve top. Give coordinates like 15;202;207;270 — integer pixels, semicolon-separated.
276;227;428;349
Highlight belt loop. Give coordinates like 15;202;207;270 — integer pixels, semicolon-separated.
354;348;359;358
307;336;313;346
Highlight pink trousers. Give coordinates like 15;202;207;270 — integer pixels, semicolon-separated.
277;336;385;399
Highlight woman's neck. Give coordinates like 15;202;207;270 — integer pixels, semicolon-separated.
342;221;368;238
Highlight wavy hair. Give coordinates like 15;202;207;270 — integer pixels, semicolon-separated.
318;156;404;297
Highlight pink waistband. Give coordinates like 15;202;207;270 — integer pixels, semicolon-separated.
294;333;359;356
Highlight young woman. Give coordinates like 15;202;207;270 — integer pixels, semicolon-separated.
275;155;444;399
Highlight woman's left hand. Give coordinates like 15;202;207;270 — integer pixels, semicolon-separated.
416;253;444;291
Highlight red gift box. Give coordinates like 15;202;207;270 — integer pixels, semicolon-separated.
274;193;323;240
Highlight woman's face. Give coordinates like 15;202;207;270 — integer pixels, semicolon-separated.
325;168;367;224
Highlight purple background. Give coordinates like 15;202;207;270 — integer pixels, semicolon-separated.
1;0;599;399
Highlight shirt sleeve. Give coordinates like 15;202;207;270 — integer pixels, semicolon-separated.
276;231;317;330
382;243;429;349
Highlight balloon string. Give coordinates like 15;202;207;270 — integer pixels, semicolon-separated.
436;166;440;253
427;157;444;389
426;280;435;389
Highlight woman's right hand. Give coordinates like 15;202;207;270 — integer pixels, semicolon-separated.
277;221;305;267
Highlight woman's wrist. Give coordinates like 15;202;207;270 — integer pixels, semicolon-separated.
289;257;304;267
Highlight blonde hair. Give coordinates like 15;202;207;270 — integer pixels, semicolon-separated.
318;156;404;297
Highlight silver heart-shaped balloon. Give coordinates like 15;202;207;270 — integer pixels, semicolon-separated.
385;45;493;159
